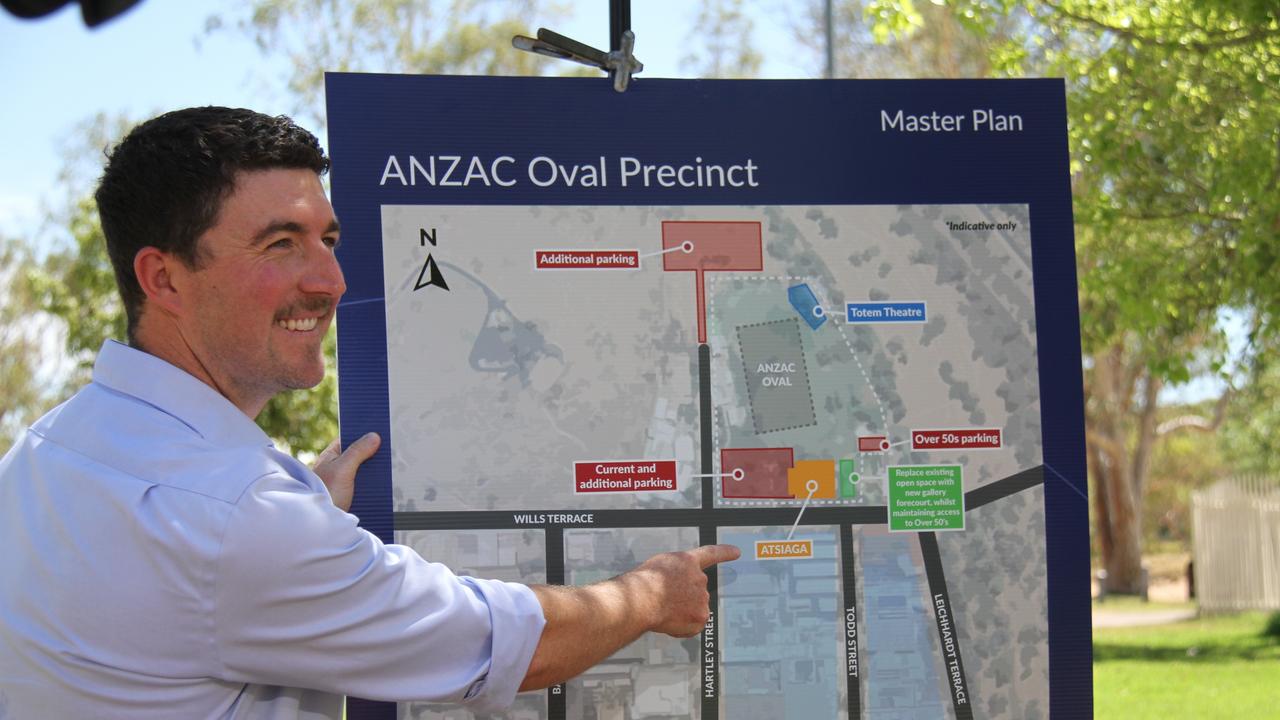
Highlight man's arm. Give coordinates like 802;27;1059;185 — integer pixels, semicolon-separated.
518;544;740;691
311;434;739;693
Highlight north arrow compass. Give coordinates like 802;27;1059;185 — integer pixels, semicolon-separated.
413;227;449;292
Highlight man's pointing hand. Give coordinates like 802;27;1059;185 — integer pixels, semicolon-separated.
634;543;742;638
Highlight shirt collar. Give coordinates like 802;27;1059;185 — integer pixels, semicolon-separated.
92;339;273;448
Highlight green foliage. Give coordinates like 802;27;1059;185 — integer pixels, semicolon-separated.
1037;0;1280;479
1048;4;1280;363
0;236;51;454
1218;352;1280;475
798;0;1024;79
28;198;126;384
208;0;577;126
1143;400;1223;544
863;0;924;43
25;112;140;388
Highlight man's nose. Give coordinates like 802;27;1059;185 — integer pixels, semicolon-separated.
301;241;347;298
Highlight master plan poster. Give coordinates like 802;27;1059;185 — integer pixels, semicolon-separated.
327;75;1091;719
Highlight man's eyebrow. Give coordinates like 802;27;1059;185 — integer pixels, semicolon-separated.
250;218;341;245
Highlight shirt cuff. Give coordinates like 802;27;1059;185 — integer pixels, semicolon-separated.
456;578;546;712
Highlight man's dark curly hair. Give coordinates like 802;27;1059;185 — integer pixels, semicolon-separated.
94;107;330;344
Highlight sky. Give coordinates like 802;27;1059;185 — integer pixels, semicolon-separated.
0;0;809;242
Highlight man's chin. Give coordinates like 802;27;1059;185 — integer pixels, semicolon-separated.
288;369;328;391
277;359;329;391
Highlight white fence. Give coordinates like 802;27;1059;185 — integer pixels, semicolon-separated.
1191;475;1280;612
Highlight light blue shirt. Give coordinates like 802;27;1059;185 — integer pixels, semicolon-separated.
0;340;545;719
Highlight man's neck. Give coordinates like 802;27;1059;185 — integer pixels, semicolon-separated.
131;321;268;418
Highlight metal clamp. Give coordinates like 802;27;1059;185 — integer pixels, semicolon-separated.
513;28;644;92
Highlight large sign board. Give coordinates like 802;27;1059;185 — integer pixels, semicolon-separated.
327;74;1091;719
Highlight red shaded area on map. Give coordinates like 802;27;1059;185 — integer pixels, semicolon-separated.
720;447;795;499
661;221;763;343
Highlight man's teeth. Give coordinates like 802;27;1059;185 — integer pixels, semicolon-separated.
278;317;319;331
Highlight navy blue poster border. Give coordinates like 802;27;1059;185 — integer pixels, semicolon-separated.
326;73;1091;718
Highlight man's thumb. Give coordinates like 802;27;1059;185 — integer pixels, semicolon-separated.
335;432;381;471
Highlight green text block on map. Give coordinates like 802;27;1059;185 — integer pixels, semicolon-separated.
888;465;965;532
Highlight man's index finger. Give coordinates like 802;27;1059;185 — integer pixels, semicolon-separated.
692;544;741;569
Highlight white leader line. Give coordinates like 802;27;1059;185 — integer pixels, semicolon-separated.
638;241;694;259
786;481;820;541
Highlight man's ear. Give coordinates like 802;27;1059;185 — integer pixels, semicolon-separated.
133;247;186;317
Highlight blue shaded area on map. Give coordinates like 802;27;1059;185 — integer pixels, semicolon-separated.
719;527;843;720
787;284;827;330
860;531;950;719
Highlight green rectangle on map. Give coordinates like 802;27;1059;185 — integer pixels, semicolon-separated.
839;458;858;498
888;465;965;531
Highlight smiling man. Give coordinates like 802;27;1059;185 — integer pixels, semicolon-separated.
132;161;344;416
0;107;738;719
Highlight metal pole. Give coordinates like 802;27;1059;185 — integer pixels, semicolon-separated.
825;0;835;79
610;0;631;52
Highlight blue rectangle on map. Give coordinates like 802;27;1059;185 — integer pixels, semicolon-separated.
846;302;927;323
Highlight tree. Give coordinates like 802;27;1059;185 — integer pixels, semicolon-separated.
1025;0;1278;594
789;0;1025;79
1218;351;1280;476
29;197;126;390
207;0;575;127
856;0;1280;592
681;0;763;79
0;236;51;455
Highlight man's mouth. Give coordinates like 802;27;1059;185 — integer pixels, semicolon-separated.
277;316;320;332
276;299;334;332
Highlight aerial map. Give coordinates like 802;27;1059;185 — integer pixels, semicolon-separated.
379;203;1049;719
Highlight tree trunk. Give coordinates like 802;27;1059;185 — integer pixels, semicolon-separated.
1100;459;1146;594
1088;441;1113;565
1085;344;1147;594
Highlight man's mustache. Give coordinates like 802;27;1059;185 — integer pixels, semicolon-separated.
275;297;335;320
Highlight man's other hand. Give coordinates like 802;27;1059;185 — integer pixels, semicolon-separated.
311;432;381;511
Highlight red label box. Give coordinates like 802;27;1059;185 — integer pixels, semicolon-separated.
911;428;1002;451
574;460;678;493
535;250;639;269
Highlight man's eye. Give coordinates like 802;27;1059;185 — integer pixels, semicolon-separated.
323;236;341;250
268;238;293;250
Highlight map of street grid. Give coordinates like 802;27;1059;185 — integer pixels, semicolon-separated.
380;204;1050;719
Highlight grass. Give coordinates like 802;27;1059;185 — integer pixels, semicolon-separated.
1094;611;1280;719
1093;594;1195;613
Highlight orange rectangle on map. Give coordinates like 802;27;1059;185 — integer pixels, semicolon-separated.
755;539;814;560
